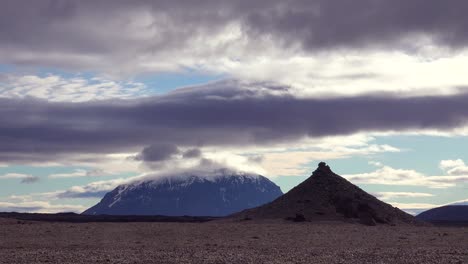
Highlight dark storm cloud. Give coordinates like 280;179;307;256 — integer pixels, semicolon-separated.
20;176;40;184
2;81;468;163
241;0;468;50
182;149;202;159
247;155;264;164
134;144;180;162
2;0;468;71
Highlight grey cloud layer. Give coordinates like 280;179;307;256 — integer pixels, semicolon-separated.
20;176;40;184
2;0;468;72
2;81;468;162
135;144;180;162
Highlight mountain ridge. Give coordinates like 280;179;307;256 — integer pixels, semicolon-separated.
416;205;468;224
83;172;283;216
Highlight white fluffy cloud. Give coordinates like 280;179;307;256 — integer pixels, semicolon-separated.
11;153;140;178
6;51;468;102
218;50;468;98
0;173;31;179
55;178;130;199
368;192;465;215
374;192;434;201
344;161;468;188
48;169;114;179
66;134;399;178
0;173;39;184
206;134;401;177
0;74;146;102
439;159;468;176
4;1;468;100
0;201;85;213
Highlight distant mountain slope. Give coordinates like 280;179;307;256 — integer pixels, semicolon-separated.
416;205;468;223
82;172;283;216
232;162;421;226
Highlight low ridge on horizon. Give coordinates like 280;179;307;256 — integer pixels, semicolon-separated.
417;205;468;223
232;162;422;226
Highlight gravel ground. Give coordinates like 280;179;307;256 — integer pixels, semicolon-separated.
0;218;467;264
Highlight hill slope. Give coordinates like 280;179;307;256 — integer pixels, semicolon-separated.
232;162;420;225
416;205;468;223
83;172;282;216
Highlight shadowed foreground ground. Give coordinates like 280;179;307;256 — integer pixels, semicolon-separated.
1;218;467;264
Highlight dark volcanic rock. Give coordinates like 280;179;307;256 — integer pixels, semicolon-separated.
232;162;421;226
83;172;283;217
286;213;306;222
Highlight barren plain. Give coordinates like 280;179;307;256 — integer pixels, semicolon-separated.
0;218;467;264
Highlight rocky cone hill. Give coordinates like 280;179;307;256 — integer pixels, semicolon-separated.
232;162;422;226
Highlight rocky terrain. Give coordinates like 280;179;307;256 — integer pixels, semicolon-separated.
83;172;282;216
0;218;467;264
1;163;466;263
0;212;217;223
233;162;419;225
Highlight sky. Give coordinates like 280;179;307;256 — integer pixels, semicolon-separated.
1;0;468;215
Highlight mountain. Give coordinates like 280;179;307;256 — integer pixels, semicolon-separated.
82;172;283;216
416;205;468;223
232;162;421;226
450;200;468;206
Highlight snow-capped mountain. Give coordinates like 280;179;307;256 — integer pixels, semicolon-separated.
82;173;283;216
